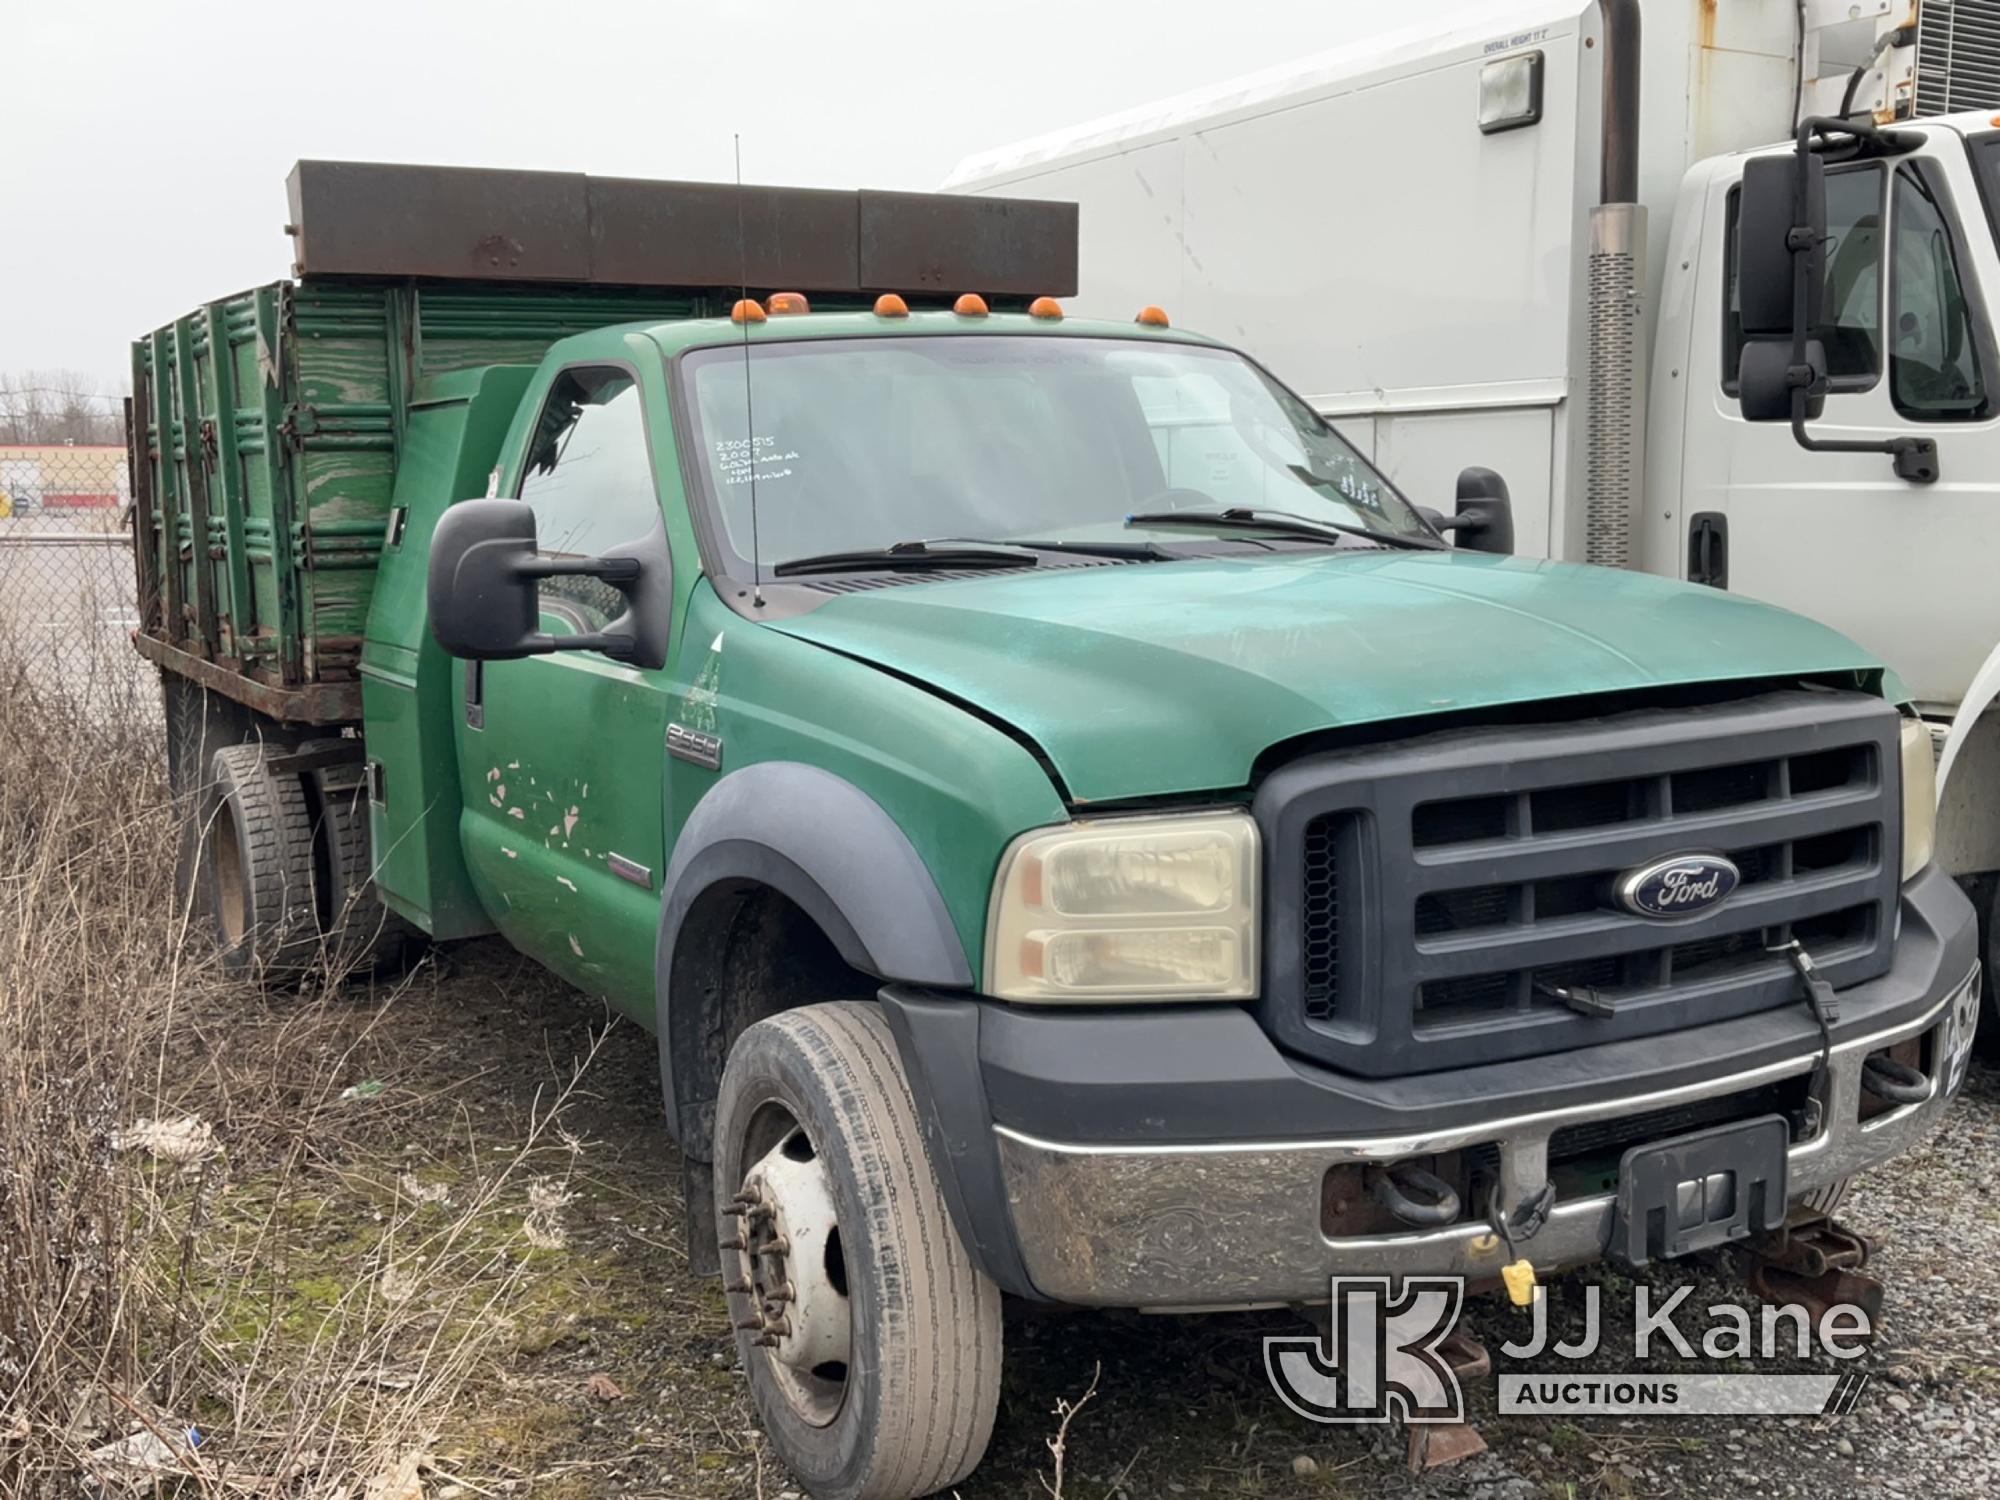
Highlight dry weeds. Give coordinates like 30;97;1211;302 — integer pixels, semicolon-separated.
0;653;606;1498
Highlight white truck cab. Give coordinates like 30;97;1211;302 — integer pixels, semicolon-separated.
949;0;2000;1024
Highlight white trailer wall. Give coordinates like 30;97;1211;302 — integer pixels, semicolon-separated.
948;1;1809;567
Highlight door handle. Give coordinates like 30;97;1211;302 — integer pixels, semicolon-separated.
1687;513;1728;589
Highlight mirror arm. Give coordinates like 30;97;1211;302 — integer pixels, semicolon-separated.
516;555;643;584
526;629;637;659
1782;118;1940;484
517;552;647;662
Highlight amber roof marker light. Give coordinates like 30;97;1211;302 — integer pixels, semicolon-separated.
874;292;910;317
1028;296;1064;320
954;293;990;316
767;291;811;315
1136;305;1170;327
730;297;767;324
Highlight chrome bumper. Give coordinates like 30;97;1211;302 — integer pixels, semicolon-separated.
994;964;1982;1309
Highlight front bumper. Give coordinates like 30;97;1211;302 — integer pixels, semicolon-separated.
880;867;1980;1309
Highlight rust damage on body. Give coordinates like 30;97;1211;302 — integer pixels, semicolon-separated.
133;631;361;725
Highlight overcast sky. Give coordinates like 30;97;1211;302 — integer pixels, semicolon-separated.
3;0;1491;389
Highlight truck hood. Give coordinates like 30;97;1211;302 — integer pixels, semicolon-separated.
767;551;1884;804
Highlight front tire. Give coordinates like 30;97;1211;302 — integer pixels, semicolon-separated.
713;1002;1001;1500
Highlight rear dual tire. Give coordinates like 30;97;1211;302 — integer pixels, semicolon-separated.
205;743;319;977
307;758;422;973
195;736;417;982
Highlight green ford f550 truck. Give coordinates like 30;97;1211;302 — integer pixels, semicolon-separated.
132;162;1982;1499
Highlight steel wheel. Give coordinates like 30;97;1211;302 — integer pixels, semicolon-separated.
724;1110;853;1427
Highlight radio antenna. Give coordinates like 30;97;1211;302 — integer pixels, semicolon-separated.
734;133;765;608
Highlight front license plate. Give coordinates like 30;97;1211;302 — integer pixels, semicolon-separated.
1611;1114;1790;1267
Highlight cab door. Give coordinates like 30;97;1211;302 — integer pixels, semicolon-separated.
455;361;675;1019
1677;128;2000;714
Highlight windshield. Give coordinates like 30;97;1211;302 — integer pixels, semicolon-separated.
678;335;1429;572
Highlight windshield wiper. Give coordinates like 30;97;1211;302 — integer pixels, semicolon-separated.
770;540;1041;577
967;537;1176;561
1124;506;1443;552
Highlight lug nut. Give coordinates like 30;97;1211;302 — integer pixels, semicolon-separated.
719;1236;745;1252
734;1316;764;1331
724;1278;753;1295
761;1235;790;1256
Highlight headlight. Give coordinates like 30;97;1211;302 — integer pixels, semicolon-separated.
985;811;1259;1002
1901;716;1937;882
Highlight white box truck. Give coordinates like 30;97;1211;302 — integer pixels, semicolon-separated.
948;0;2000;1033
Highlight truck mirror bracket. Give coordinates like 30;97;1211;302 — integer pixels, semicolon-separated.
426;499;672;668
1436;467;1515;555
1764;117;1941;485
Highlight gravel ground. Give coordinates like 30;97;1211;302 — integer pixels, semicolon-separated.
308;943;2000;1499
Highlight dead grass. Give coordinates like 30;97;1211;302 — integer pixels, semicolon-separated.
0;651;610;1498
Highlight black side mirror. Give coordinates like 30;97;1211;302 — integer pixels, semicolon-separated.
1738;337;1828;422
1734;121;1939;482
1428;467;1515;554
1739;153;1825;342
1737;153;1829;426
427;498;669;667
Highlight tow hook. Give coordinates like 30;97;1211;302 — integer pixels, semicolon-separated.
1405;1329;1492;1473
1745;1216;1883;1325
1366;1162;1461;1227
1861;1052;1929;1106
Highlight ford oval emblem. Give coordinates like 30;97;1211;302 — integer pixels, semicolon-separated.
1615;853;1740;920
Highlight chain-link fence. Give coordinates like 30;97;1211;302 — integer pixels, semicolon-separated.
0;436;152;711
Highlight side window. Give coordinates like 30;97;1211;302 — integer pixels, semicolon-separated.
517;366;658;637
1723;166;1884;390
1890;163;1991;421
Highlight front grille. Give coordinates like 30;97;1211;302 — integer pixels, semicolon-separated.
1255;690;1903;1076
1547;1075;1811;1169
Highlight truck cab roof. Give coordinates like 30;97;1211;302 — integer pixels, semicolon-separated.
633;308;1222;360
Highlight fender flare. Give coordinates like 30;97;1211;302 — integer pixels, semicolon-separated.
654;761;974;1146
